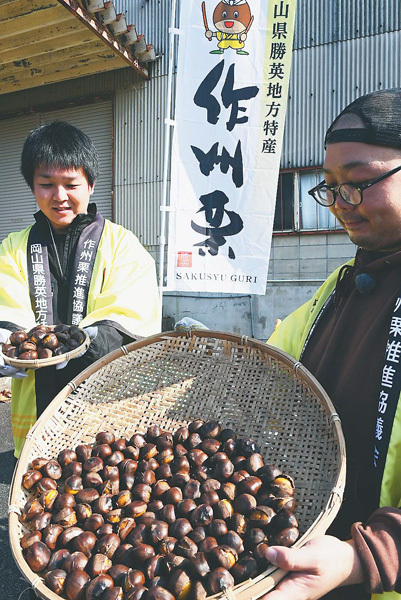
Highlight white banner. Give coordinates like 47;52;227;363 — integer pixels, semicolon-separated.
167;0;296;294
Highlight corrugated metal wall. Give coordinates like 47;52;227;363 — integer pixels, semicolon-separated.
293;0;401;49
282;29;401;168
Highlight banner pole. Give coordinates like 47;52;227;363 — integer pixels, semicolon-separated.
158;0;178;307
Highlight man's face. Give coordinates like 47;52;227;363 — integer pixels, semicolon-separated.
324;142;401;251
32;166;94;233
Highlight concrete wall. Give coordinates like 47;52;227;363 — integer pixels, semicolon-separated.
162;232;356;339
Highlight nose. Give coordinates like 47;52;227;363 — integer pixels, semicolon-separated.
53;186;69;202
332;192;356;211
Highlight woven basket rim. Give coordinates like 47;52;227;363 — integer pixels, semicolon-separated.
9;330;347;600
2;330;90;369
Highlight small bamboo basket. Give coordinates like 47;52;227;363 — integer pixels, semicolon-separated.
1;330;90;369
9;330;346;599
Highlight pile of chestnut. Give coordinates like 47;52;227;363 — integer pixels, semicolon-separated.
19;421;299;600
2;324;86;361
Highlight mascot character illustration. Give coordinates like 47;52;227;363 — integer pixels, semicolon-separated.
202;0;254;55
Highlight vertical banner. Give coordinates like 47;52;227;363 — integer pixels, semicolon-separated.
167;0;296;294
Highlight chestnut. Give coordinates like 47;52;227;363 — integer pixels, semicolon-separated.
191;580;208;600
140;443;158;461
21;497;44;522
112;437;127;452
183;479;201;500
126;524;148;545
175;536;198;559
207;567;234;594
149;520;169;544
58;449;78;467
75;444;93;463
71;531;97;557
239;476;263;496
31;457;49;471
124;585;148;600
169;518;192;540
109;563;130;586
132;483;152;503
158;536;177;555
129;433;147;448
131;543;156;564
96;533;121;558
31;511;52;531
231;555;258;583
45;568;67;594
119;458;138;476
92;494;113;515
75;503;92;522
233;493;257;516
200;438;221;456
41;332;59;350
92;444;113;460
124;500;147;518
219;481;236;501
271;474;295;498
125;446;140;460
174;427;189;444
146;554;168;580
83;513;104;532
189;551;211;579
58;527;84;548
85;574;114;599
10;330;27;345
219;530;244;554
156;432;174;451
187;449;208;468
38;348;53;359
163;487;182;505
55;493;76;511
244;527;267;549
219;428;237;443
105;450;125;466
87;553;113;577
20;530;42;550
200;490;219;506
53;506;78;528
237;437;260;458
198;536;218;554
272;496;296;512
98;523;114;536
199;421;221;439
48;548;71;571
25;541;51;572
102;587;124;600
213;499;234;520
65;569;91;600
118;517;136;541
188;527;206;544
230;512;248;536
213;459;234;481
42;459;62;480
113;544;134;566
160;504;176;525
83;457;104;473
22;469;42;490
190;504;213;528
65;475;83;495
208;519;227;538
83;472;103;489
144;586;174;600
168;568;192;599
64;461;83;478
209;545;238;570
64;551;89;573
249;505;275;528
269;526;299;547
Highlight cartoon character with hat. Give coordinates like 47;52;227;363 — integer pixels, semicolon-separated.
202;0;254;55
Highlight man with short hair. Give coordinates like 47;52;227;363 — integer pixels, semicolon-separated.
0;121;160;457
264;89;401;599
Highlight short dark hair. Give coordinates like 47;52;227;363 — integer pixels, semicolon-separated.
21;121;99;190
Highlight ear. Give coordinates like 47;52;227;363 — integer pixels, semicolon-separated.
89;183;95;196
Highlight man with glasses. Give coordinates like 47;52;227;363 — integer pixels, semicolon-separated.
264;89;401;600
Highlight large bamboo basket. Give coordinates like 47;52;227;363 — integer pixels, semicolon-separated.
9;330;346;600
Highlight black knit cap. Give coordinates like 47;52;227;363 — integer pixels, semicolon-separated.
325;88;401;149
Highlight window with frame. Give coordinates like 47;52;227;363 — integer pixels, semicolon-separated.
273;168;340;233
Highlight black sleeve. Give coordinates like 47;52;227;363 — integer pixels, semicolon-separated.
54;323;130;388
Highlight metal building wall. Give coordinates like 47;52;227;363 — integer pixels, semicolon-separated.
293;0;401;49
282;29;401;169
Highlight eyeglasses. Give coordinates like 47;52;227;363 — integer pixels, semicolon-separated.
308;165;401;207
